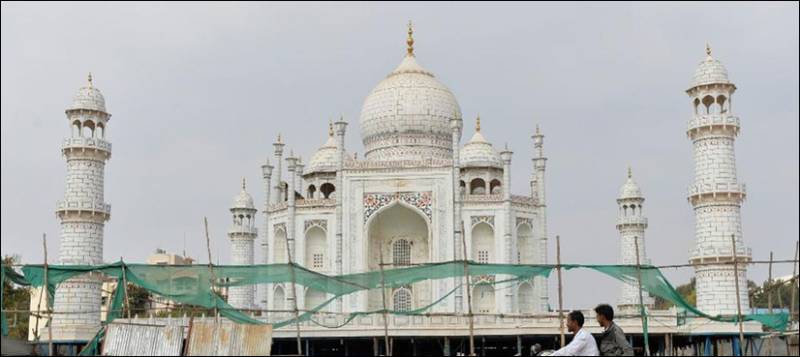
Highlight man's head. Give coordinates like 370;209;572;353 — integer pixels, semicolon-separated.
566;310;585;333
594;304;614;327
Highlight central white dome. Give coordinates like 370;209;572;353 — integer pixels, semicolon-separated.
359;53;462;161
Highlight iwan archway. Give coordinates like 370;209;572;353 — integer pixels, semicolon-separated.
365;202;431;311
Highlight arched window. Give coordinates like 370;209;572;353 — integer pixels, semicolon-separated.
693;98;701;115
517;223;534;264
273;229;287;264
392;239;411;266
273;286;285;310
305;226;326;270
518;282;534;314
459;180;466;196
472;222;494;263
702;95;714;115
320;183;335;199
474;284;495;313
305;289;326;310
470;178;486;195
82;120;95;138
72;120;81;137
716;95;728;113
96;123;105;138
490;179;502;194
307;185;316;199
392;287;412;312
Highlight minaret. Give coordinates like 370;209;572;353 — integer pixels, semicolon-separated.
228;178;258;309
616;167;654;312
686;44;750;315
499;144;514;313
272;134;285;203
531;125;549;312
259;159;273;308
52;73;112;341
449;113;463;311
333;116;347;312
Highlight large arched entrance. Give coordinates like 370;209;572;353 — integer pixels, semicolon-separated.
366;202;430;310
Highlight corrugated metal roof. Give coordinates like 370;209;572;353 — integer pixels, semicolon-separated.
186;322;272;356
101;323;183;356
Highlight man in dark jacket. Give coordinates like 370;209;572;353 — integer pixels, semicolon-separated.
594;304;634;356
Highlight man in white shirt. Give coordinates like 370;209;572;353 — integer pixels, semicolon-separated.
551;310;599;356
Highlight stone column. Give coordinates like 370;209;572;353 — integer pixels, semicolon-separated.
531;126;549;312
272;135;285;204
260;160;273;308
450;116;463;312
333;118;347;312
499;147;513;312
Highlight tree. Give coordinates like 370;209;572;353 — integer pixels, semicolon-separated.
654;278;695;309
2;255;30;340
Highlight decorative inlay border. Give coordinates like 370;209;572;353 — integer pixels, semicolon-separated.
363;191;432;222
470;215;494;228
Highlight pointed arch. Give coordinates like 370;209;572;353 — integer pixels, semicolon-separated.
305;226;326;270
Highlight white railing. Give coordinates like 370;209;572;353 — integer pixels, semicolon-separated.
56;200;111;214
616;217;648;226
62;137;112;152
688;114;740;131
687;181;746;197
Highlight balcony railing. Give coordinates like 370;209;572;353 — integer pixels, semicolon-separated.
62;137;112;152
687;114;740;132
56;200;111;214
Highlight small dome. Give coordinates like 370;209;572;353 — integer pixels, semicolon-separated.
619;168;643;199
67;73;107;113
460;118;502;169
232;179;255;210
305;128;339;175
690;45;731;88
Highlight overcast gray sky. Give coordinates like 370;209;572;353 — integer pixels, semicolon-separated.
2;2;798;309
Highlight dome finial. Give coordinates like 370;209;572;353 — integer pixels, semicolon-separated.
476;115;481;132
277;133;283;144
87;72;93;87
627;165;632;179
406;20;415;56
241;177;246;190
535;124;540;135
705;42;712;58
328;120;334;137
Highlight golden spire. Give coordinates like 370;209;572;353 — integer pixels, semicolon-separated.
535;124;540;135
705;42;712;57
627;165;632;179
242;177;246;190
476;115;481;132
328;120;334;137
406;20;415;56
277;133;283;144
87;72;93;87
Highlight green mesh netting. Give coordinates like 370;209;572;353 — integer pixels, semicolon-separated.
1;260;790;346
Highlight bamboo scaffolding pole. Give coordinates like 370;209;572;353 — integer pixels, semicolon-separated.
792;241;798;324
283;225;302;355
203;217;219;323
556;235;565;347
634;237;650;356
766;252;773;356
378;243;391;356
44;234;53;357
731;234;746;356
121;257;132;321
32;234;46;342
459;219;475;356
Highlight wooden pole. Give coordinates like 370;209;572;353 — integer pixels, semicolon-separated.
283;226;302;355
43;234;53;357
556;235;565;348
120;257;132;321
766;252;773;356
731;234;746;356
203;217;219;323
634;237;650;356
460;219;475;356
32;235;46;341
791;241;798;325
379;244;391;356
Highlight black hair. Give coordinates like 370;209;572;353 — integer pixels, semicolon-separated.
594;304;615;321
568;310;585;327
